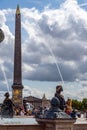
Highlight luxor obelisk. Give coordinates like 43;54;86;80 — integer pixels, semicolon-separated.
12;5;23;107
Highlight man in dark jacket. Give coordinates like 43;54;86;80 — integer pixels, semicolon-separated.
1;92;14;118
55;85;65;111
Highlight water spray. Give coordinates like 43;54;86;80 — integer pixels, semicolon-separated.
42;41;64;86
0;64;9;92
48;46;64;86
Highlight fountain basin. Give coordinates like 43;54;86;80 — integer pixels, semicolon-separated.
0;116;37;125
0;116;44;130
0;116;87;130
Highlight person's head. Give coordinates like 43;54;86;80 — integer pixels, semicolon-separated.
4;92;10;98
56;85;63;93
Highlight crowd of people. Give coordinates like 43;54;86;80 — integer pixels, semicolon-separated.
0;92;48;118
1;85;87;119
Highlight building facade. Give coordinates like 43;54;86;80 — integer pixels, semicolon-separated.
42;94;50;108
23;95;50;109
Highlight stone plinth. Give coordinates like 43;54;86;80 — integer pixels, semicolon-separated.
36;118;76;130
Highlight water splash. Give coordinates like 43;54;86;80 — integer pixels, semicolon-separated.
0;64;9;92
48;46;64;85
42;42;64;86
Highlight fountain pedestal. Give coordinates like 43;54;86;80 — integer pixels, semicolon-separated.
36;97;76;130
36;118;75;130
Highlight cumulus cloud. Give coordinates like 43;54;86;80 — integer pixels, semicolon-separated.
21;0;87;82
23;85;43;99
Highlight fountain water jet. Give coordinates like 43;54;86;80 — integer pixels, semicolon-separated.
0;64;9;92
42;41;64;86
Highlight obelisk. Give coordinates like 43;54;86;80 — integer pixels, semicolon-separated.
12;5;23;107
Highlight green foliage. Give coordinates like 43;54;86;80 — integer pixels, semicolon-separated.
72;98;87;111
82;98;87;110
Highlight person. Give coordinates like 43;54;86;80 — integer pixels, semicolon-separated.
70;109;76;118
65;98;72;115
1;92;14;118
55;85;65;111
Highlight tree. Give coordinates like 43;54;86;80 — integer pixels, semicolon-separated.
72;99;83;110
82;98;87;110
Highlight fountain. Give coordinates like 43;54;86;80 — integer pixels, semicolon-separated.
0;5;86;130
1;64;10;92
0;28;10;93
42;42;65;85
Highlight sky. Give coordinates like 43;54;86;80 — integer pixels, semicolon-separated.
0;0;87;102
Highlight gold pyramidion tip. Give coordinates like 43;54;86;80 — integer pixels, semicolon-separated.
16;5;20;14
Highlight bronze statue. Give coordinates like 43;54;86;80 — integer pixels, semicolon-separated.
55;85;66;110
65;98;72;115
1;92;14;118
